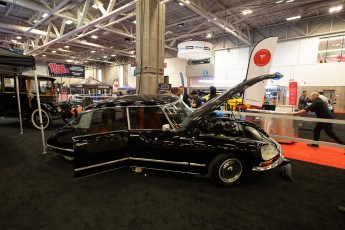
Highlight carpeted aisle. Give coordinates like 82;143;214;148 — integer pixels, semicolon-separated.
0;118;344;230
282;142;345;169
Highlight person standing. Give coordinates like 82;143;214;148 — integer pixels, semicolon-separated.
298;90;308;110
318;91;329;105
190;90;202;108
291;92;344;148
209;86;217;101
178;86;190;106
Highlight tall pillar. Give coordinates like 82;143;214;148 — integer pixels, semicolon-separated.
136;0;165;94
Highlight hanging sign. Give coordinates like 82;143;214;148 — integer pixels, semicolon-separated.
47;62;85;78
289;81;298;105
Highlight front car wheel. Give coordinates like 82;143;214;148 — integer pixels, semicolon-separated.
31;108;52;129
209;154;244;186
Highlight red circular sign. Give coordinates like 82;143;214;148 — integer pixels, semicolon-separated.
254;49;271;67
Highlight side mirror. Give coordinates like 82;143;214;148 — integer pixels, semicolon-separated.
162;124;171;132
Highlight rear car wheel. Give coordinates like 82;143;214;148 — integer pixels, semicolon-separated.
209;154;244;186
31;108;52;129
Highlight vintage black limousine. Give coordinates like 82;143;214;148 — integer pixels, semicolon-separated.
47;73;291;186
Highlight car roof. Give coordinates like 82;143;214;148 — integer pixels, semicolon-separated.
84;94;179;110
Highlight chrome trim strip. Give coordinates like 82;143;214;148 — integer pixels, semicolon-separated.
129;157;189;165
190;163;206;167
75;158;128;172
129;165;199;175
46;144;74;152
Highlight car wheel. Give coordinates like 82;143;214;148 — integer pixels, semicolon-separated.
62;108;78;124
209;154;244;186
31;108;52;129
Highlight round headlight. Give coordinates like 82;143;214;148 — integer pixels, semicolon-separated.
261;144;278;161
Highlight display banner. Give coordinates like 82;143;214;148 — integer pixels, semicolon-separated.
289;81;298;105
47;62;85;78
243;37;278;106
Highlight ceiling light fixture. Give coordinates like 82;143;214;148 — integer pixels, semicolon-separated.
66;20;73;25
185;0;190;3
206;33;212;38
133;20;136;24
91;35;98;39
92;4;98;9
16;36;22;39
179;3;184;6
64;45;70;48
66;59;73;62
242;9;252;15
276;0;284;3
51;50;56;53
286;15;301;21
91;50;96;53
42;13;48;18
111;54;116;57
42;54;46;57
285;0;294;3
329;5;343;13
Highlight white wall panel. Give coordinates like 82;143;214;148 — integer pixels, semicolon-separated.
164;57;187;87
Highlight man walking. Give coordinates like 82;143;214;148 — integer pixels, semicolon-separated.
291;92;344;148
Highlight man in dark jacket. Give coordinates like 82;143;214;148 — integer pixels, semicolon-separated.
178;86;190;106
292;92;344;148
190;90;202;108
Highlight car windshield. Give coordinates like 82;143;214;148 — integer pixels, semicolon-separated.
163;100;193;129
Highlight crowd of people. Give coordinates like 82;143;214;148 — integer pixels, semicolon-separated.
177;86;217;109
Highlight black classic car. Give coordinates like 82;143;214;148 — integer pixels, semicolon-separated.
47;73;291;186
0;74;78;129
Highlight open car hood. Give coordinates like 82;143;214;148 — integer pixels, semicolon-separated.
183;73;283;131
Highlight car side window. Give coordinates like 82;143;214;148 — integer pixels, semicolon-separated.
129;107;169;130
4;77;14;93
89;108;127;134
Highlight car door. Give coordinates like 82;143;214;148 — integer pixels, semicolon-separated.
74;107;129;178
127;106;193;172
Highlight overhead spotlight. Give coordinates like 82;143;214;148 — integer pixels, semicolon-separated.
185;0;190;3
42;13;48;18
286;15;301;21
329;5;343;13
213;17;217;21
92;4;98;9
103;56;108;58
242;9;252;15
91;35;98;39
42;54;46;57
64;45;70;48
285;0;294;3
179;3;184;6
65;20;73;25
111;54;116;57
206;33;212;38
16;36;22;39
84;60;88;62
133;20;136;24
51;50;56;53
90;50;96;53
275;0;284;3
66;59;73;62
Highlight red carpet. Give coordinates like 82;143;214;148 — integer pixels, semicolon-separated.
281;141;345;169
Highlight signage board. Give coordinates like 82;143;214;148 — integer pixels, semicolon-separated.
47;62;85;78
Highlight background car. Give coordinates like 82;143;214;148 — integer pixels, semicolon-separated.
0;74;78;129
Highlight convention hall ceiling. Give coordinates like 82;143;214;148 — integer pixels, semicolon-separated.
0;0;344;66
